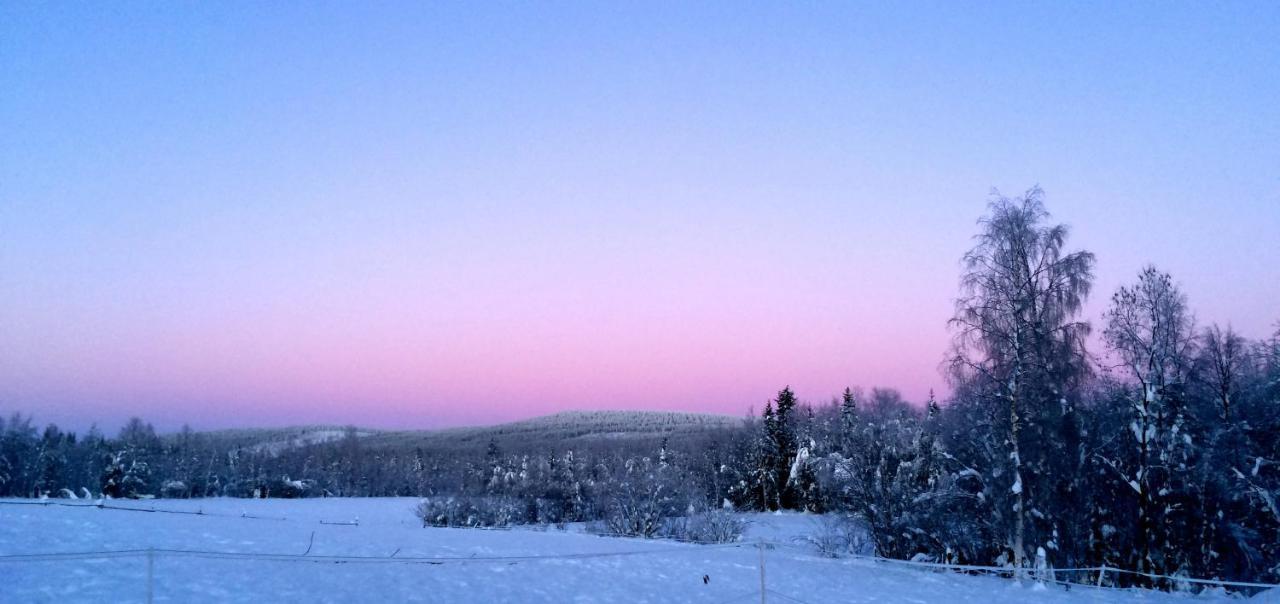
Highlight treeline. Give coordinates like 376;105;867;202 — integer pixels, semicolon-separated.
1;189;1277;586
763;190;1279;588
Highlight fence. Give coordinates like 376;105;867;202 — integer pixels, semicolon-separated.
800;546;1280;592
2;499;1277;602
0;542;796;604
3;538;1276;603
0;498;290;521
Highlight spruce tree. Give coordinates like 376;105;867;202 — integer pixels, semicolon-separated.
757;402;779;509
772;387;799;509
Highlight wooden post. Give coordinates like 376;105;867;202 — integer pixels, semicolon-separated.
1096;565;1106;588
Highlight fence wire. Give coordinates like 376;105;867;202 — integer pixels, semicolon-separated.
3;500;1278;595
762;539;1279;593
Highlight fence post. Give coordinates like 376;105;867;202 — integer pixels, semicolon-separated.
1096;565;1106;588
146;547;154;604
758;539;767;604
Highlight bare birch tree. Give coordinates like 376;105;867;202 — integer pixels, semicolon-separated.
1101;265;1197;579
947;187;1094;570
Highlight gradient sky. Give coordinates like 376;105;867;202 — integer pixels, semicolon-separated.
2;3;1278;432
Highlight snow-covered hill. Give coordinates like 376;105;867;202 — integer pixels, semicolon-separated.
182;410;744;455
1;498;1264;603
163;425;380;454
404;410;743;445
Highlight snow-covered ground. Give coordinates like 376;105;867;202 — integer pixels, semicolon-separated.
0;498;1267;603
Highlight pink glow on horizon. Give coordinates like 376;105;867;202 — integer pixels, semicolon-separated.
6;260;952;431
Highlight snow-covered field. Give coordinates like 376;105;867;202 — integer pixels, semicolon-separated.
0;498;1268;603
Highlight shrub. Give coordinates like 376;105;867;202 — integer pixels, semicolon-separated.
160;480;189;498
414;495;526;528
802;514;872;557
660;510;747;544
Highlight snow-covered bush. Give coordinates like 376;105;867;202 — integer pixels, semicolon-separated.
531;496;567;526
101;450;151;499
802;514;872;558
659;510;747;544
414;496;527;528
590;501;667;539
267;477;315;499
586;451;691;538
160;480;189;498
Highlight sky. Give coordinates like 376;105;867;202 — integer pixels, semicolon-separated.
2;2;1278;432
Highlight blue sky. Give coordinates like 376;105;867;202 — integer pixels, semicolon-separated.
2;2;1278;430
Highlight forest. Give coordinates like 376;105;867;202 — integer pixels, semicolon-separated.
3;189;1277;587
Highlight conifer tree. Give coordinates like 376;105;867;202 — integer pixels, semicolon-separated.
772;386;799;508
757;401;779;509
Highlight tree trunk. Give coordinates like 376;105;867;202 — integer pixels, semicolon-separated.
1009;378;1026;573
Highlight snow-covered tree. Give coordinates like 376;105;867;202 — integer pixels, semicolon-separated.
1100;265;1199;581
946;188;1095;571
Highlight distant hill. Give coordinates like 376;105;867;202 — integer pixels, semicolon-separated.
163;425;381;455
426;410;742;441
370;410;745;453
172;410;744;455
